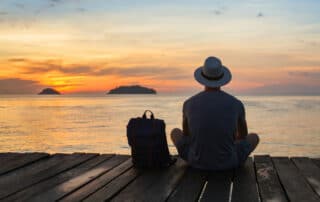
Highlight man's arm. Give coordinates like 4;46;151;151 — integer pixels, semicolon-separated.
182;115;190;136
236;102;248;140
237;118;248;140
182;101;190;136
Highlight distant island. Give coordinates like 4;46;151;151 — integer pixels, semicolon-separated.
38;88;61;95
108;85;156;94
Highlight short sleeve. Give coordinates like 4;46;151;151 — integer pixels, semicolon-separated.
238;101;246;121
182;100;190;136
182;99;189;116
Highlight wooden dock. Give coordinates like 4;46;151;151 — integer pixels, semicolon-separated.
0;153;319;202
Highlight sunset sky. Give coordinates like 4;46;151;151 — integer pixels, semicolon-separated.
0;0;319;94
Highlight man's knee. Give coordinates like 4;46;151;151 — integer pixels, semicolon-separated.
171;128;182;135
247;133;259;151
170;128;183;145
249;133;259;143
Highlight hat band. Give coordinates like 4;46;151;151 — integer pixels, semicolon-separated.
201;71;224;81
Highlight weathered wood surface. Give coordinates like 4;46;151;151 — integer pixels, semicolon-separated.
201;170;233;202
255;155;287;202
61;157;132;201
84;167;140;202
29;155;129;202
231;157;259;202
312;158;320;168
4;154;114;202
292;157;320;197
273;157;320;202
0;153;319;202
0;152;49;176
0;153;95;199
167;168;206;202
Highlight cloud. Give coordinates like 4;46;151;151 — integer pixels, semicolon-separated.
48;0;61;7
50;0;61;2
298;39;320;47
76;8;87;13
89;66;189;80
60;66;92;74
242;83;320;95
14;3;25;9
33;0;65;15
212;10;222;15
25;65;91;74
19;63;83;75
8;58;28;62
22;66;55;74
288;70;320;79
210;5;227;16
229;52;320;68
94;66;181;76
257;12;264;18
18;59;188;80
21;65;92;75
0;78;44;94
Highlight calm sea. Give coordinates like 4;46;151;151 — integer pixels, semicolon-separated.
0;94;319;157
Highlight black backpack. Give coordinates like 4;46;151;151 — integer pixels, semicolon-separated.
127;110;175;168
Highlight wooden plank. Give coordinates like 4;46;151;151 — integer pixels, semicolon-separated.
4;154;114;202
60;158;133;201
0;153;26;173
292;157;320;197
201;170;232;202
0;153;23;162
0;153;69;199
111;158;187;202
312;158;320;168
0;153;23;158
135;159;187;202
254;155;287;202
272;157;320;202
0;153;17;157
83;167;140;202
0;153;96;199
29;155;129;202
231;157;259;202
167;168;207;202
0;152;49;175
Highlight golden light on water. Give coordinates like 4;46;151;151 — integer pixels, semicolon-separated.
0;95;319;156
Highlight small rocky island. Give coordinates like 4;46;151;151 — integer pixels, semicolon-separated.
108;85;156;94
38;88;61;95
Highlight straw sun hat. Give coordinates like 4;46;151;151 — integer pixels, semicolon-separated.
194;56;232;88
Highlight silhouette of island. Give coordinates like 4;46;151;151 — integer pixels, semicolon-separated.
38;88;61;95
108;85;156;94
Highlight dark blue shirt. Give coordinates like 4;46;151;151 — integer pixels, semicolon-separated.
183;90;245;170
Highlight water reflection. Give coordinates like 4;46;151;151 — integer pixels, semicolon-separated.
0;94;319;157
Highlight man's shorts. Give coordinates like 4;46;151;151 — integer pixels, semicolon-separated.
235;139;252;165
175;137;252;166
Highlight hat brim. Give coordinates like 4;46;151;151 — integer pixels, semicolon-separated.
194;65;232;88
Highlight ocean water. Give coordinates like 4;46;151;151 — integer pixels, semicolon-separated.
0;94;319;157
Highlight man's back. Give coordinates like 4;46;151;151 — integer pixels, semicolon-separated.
183;90;245;170
171;56;259;170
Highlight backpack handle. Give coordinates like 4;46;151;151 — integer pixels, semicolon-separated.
142;110;154;119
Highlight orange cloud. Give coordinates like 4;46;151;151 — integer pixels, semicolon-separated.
0;78;43;94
